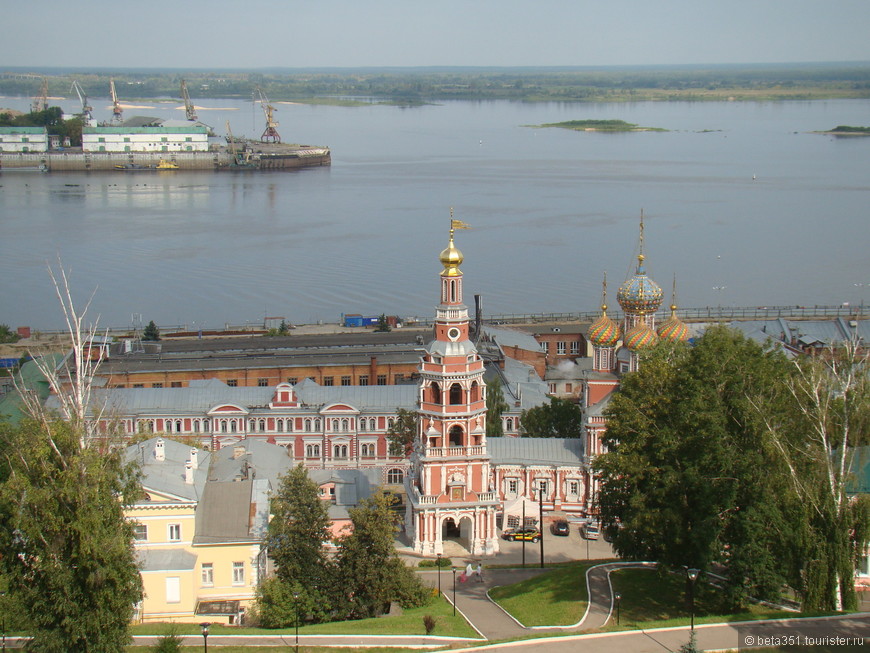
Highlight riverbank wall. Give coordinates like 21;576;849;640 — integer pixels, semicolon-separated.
0;147;330;171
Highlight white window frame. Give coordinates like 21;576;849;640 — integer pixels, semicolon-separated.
232;561;245;585
201;563;214;587
132;523;147;541
168;523;181;541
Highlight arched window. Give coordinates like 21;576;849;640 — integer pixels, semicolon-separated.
359;419;366;432
277;419;284;432
430;382;441;404
175;420;182;433
369;417;377;430
305;418;312;431
506;417;514;431
230;420;237;433
449;383;463;405
333;444;348;458
314;418;321;431
259;419;266;431
361;443;375;457
387;417;395;428
341;418;349;432
193;420;201;433
220;420;228;433
387;468;404;485
448;425;463;447
470;381;480;403
306;443;320;457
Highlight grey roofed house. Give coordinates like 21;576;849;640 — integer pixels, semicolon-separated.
209;438;296;485
481;326;543;353
292;378;418;412
308;468;384;521
125;436;211;502
193;478;270;544
488;437;585;467
490;356;550;412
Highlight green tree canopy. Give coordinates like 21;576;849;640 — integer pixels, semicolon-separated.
142;320;160;341
0;418;143;651
260;464;334;625
386;407;418;457
519;396;583;438
333;491;429;619
485;375;510;437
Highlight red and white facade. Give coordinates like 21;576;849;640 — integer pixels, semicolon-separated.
406;225;500;555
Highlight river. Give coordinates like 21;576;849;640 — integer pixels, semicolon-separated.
1;96;868;330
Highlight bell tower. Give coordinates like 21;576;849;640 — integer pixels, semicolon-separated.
406;216;500;556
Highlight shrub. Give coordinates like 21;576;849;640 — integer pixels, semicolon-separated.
423;614;436;634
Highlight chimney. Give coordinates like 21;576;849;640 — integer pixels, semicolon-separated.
474;294;482;338
189;448;198;469
184;460;194;485
233;445;246;459
370;356;378;382
155;438;165;462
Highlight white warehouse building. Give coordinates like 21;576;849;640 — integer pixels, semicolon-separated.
82;126;209;153
0;127;49;153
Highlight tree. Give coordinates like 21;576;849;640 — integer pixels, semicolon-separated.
519;396;583;438
0;324;20;344
142;320;160;341
751;335;870;610
387;407;419;457
594;327;801;608
375;314;391;332
0;418;143;651
0;260;142;650
485;375;509;437
333;491;429;619
260;464;334;625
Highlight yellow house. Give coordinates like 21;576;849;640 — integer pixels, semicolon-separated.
126;437;268;624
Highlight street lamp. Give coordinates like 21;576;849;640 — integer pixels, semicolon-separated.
436;553;442;596
452;567;457;616
614;592;621;626
199;622;210;653
686;568;700;632
537;485;544;569
293;591;300;653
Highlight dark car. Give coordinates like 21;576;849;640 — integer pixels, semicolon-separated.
550;520;570;536
503;527;541;543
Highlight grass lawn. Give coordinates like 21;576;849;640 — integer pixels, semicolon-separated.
129;592;478;640
607;568;835;631
488;561;593;627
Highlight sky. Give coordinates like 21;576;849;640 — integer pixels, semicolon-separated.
4;0;869;70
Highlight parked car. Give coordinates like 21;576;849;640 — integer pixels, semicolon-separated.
550;520;570;536
581;522;600;540
503;527;541;543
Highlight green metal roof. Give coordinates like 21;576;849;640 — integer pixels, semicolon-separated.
0;127;47;134
0;355;63;424
83;126;208;135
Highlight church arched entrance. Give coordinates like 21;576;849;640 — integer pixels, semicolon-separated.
441;515;474;553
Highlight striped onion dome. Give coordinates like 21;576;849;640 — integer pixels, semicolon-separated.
587;304;622;348
657;304;690;342
623;322;659;351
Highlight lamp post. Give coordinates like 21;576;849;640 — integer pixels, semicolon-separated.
293;591;300;653
199;622;210;653
452;567;457;616
614;592;621;626
436;553;442;596
537;485;544;569
686;568;700;633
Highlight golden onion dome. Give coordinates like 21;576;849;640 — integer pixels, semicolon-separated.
587;304;622;348
440;235;463;276
623;322;659;351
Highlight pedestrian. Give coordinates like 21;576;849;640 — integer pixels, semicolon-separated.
466;562;474;578
476;562;483;582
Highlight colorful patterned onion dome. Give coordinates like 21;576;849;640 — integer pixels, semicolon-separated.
617;254;663;315
588;304;622;348
623;322;659;351
657;304;690;342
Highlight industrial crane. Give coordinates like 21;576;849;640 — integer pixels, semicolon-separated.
31;77;48;113
255;87;281;143
109;78;123;123
181;79;197;121
70;80;95;125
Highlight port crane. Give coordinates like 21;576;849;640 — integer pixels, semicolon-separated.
180;79;197;121
255;87;281;143
31;77;48;113
109;78;123;123
70;80;95;125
